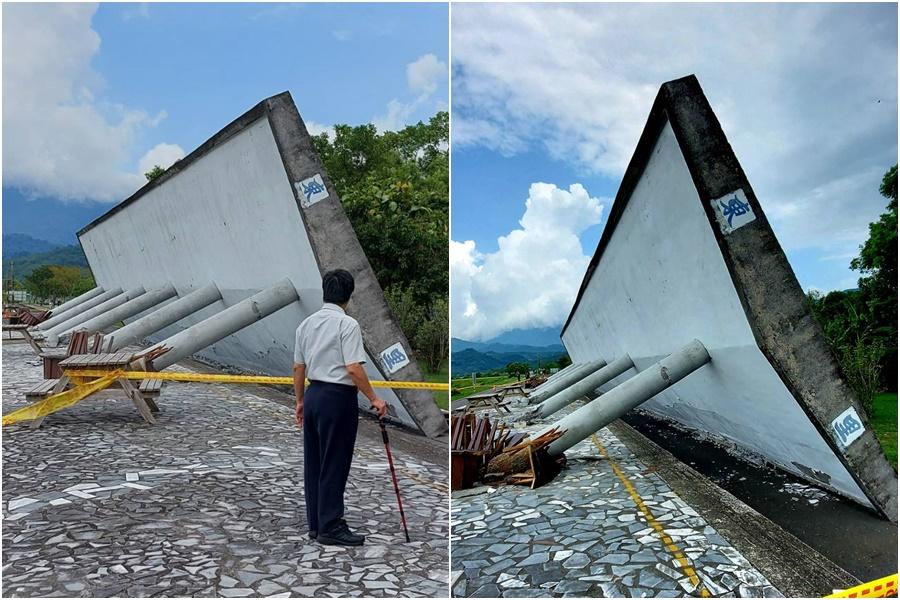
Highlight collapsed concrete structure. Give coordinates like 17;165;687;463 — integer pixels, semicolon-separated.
557;75;897;521
44;92;445;437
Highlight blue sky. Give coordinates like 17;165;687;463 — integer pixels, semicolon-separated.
451;3;897;341
3;2;448;244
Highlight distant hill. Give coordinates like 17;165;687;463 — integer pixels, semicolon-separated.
452;337;564;354
451;342;568;378
3;233;61;257
487;326;563;347
2;242;90;280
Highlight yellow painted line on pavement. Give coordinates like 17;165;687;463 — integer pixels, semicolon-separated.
591;434;710;598
64;369;449;391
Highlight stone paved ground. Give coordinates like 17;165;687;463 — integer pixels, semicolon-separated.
2;342;448;598
450;394;781;598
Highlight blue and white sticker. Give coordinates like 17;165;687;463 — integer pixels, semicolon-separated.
831;406;865;450
711;189;755;234
295;174;329;208
379;342;410;375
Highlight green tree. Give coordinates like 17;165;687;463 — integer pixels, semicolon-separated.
313;113;449;372
313;113;448;308
415;297;449;373
505;362;530;380
23;265;55;301
144;165;166;181
851;165;898;388
556;355;572;369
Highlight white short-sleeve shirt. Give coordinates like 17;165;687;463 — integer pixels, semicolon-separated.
294;303;368;385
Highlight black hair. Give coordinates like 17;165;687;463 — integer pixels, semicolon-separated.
322;269;355;305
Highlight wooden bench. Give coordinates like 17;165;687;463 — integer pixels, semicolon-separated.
20;352;159;429
4;323;43;355
25;379;61;400
25;378;164;402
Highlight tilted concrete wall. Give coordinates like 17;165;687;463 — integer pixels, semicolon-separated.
561;76;896;520
78;93;445;436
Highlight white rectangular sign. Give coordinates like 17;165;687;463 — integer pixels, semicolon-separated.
831;406;865;450
295;174;329;208
711;188;756;234
379;342;410;375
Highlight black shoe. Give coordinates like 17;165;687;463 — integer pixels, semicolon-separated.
318;523;364;546
309;530;317;540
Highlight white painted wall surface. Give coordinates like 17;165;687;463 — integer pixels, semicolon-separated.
79;117;415;428
561;121;869;506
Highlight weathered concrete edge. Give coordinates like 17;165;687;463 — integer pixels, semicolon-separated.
264;93;447;439
562;74;897;520
608;419;860;597
661;76;897;521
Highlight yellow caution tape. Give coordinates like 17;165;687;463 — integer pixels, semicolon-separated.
63;369;449;391
3;371;121;426
825;574;898;598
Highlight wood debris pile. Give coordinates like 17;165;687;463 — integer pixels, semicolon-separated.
451;413;566;490
484;427;566;489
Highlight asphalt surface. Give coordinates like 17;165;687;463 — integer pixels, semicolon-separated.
624;411;898;582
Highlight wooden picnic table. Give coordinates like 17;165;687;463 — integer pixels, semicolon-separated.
24;352;159;429
3;323;43;355
460;389;512;413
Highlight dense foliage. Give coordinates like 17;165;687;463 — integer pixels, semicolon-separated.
808;165;898;415
144;165;166;181
21;265;94;304
3;244;89;280
312;113;449;373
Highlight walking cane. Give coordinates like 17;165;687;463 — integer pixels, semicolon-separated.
379;417;411;542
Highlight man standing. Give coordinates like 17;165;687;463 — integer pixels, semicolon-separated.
293;269;388;546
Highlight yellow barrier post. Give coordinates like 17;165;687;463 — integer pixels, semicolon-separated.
825;574;898;598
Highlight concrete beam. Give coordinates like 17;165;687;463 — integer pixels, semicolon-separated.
525;354;636;422
56;285;178;343
527;359;607;405
35;288;123;331
44;288;145;345
545;340;711;457
108;283;222;352
139;278;299;371
49;287;106;317
532;362;581;393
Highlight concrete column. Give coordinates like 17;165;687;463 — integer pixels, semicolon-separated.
140;278;299;371
49;287;105;317
36;288;123;331
544;340;711;457
527;359;607;405
526;354;636;422
108;283;223;351
44;288;145;345
532;362;580;393
56;285;178;342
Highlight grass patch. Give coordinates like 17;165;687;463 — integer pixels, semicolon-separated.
423;361;449;410
870;392;897;468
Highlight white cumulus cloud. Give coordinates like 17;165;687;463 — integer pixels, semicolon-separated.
451;183;605;341
3;3;178;203
373;53;447;132
138;143;185;177
452;3;897;272
407;53;446;95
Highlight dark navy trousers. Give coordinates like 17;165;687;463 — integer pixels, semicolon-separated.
303;380;359;534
